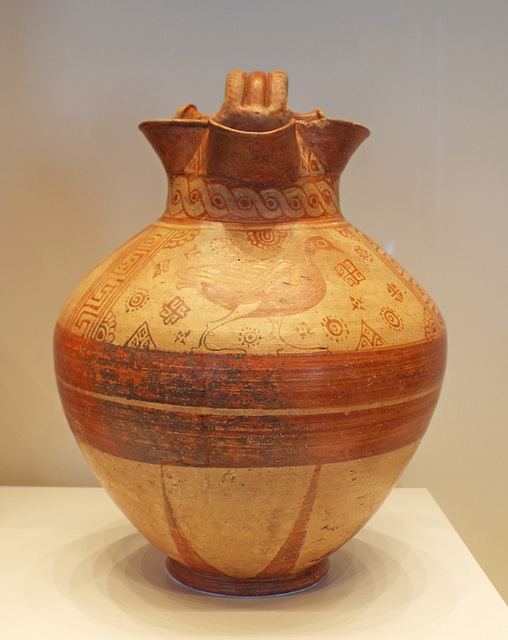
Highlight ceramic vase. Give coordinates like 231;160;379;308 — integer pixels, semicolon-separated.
54;70;446;596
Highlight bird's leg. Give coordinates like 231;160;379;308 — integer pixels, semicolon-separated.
198;303;261;351
274;316;305;353
270;316;330;354
267;316;283;338
268;316;302;352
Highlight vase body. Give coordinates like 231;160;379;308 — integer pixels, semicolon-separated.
54;70;446;596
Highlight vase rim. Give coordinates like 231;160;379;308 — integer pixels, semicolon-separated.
139;116;370;137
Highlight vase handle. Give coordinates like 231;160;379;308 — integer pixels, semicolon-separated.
216;70;323;132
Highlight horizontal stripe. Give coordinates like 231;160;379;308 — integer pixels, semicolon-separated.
54;325;446;411
153;217;342;231
58;381;440;467
56;375;442;417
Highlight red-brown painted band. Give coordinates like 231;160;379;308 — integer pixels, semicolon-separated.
258;465;322;575
57;379;439;467
166;557;330;597
54;324;446;410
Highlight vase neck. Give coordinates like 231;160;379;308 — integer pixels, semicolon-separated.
138;69;369;223
165;176;342;224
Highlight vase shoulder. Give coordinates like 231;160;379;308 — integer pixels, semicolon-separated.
55;218;445;356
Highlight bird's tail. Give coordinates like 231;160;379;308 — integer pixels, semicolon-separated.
175;269;195;289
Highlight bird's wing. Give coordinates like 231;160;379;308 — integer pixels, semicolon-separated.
179;259;294;290
177;259;301;308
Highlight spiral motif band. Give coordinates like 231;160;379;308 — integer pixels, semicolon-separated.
165;176;341;221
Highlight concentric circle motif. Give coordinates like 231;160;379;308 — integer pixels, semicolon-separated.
189;189;202;203
263;197;280;211
237;196;252;210
239;326;262;348
211;194;226;209
209;237;237;256
380;307;404;331
354;245;374;262
336;226;356;240
125;289;150;313
290;196;302;210
321;316;349;343
321;189;333;205
246;229;288;251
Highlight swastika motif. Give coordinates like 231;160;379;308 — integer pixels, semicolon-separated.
160;296;191;325
69;229;166;337
67;226;199;340
335;259;366;287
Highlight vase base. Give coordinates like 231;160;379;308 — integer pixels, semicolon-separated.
166;557;329;597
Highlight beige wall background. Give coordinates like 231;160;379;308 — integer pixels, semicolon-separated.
1;0;507;602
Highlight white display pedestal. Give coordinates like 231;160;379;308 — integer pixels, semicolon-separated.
1;487;507;639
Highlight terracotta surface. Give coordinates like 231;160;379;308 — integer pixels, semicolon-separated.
54;70;446;596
